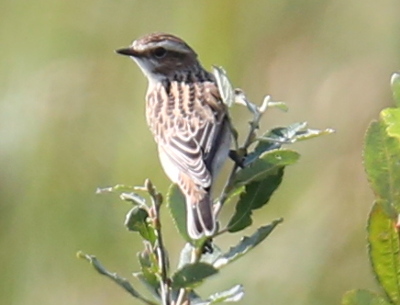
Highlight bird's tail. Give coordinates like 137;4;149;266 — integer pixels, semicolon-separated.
186;191;216;240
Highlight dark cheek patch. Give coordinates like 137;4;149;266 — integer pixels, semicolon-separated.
153;52;188;74
170;52;188;65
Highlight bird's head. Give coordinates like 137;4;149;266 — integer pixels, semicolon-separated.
116;33;201;82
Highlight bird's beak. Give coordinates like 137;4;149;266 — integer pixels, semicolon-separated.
115;47;139;57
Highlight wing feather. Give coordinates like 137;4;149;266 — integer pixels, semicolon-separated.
146;80;226;188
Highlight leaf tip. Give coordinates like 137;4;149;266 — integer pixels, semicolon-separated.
76;251;86;259
390;72;400;87
390;72;400;106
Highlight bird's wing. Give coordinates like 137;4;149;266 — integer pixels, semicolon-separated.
147;81;226;188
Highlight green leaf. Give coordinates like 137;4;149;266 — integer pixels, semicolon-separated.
178;243;223;269
167;184;190;242
293;127;335;141
96;184;136;194
381;108;400;141
244;131;286;166
171;262;218;289
133;272;160;300
367;201;400;304
193;284;244;305
77;252;157;305
124;207;156;243
177;243;193;269
267;122;334;143
213;66;234;107
244;124;332;166
391;72;400;107
138;248;159;274
120;192;147;206
267;100;289;112
224;185;245;206
124;206;148;230
276;122;308;139
258;123;307;149
214;220;282;269
228;167;284;232
256;123;333;146
364;120;400;213
232;149;299;188
342;289;390;305
135;249;160;299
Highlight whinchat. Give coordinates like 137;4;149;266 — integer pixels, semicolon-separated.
116;33;231;240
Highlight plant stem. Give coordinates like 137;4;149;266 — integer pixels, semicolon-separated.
155;213;170;305
146;179;170;305
217;111;261;211
175;288;188;305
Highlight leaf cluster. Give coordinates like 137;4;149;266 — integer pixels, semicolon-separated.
342;73;400;305
79;67;331;305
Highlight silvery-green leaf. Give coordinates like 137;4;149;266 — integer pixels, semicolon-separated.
193;285;244;305
178;243;223;269
244;127;299;166
78;252;157;305
167;184;190;242
96;184;135;194
125;207;156;243
391;72;400;107
214;220;282;269
246;124;333;165
267;100;289;112
177;243;193;269
213;66;234;107
171;262;218;289
120;192;147;206
133;272;160;300
294;128;335;141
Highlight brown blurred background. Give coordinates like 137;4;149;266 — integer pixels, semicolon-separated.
1;0;399;304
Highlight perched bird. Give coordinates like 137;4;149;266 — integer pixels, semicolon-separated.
116;33;231;239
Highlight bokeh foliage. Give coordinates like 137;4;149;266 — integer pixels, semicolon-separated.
1;1;400;305
341;73;400;305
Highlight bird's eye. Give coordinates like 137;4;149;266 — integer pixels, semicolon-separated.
153;47;167;58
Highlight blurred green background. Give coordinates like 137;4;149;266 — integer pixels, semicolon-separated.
1;0;399;304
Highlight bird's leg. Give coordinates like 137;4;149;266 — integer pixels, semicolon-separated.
228;149;246;168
